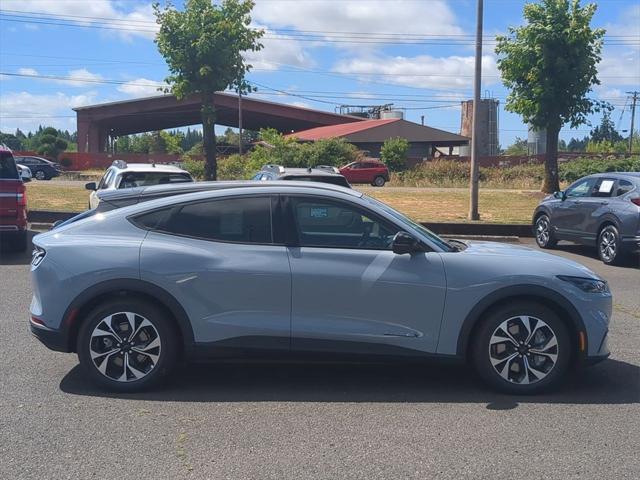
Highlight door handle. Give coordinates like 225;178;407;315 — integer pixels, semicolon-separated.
600;201;609;205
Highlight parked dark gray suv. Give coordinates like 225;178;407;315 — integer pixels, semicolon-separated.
533;172;640;265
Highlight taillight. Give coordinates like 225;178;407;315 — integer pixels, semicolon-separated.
631;198;640;207
16;184;26;207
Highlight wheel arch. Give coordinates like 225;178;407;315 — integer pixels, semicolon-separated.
61;279;194;353
456;285;587;362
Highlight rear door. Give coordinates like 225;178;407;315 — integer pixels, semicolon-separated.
285;194;447;356
576;177;617;242
138;195;292;351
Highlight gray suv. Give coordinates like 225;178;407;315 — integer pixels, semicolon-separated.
31;182;612;394
533;172;640;265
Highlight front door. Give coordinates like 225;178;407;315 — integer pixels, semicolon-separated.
553;177;596;237
285;195;447;356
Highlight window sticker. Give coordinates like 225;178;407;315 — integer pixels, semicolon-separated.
598;180;614;193
310;207;328;218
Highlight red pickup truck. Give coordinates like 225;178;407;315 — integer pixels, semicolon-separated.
0;146;28;252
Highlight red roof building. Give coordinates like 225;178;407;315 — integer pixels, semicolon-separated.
286;118;469;160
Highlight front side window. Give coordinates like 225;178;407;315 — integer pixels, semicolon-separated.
290;197;399;249
158;196;272;244
566;178;595;198
118;172;192;189
98;169;115;189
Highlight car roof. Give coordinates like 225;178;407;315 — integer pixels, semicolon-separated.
587;172;640;181
97;179;361;203
112;162;189;174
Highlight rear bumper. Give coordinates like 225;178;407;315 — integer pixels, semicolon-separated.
621;235;640;253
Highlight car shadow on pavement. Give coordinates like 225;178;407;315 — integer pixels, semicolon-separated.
0;230;36;266
553;242;639;269
60;358;639;406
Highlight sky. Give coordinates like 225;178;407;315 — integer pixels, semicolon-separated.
0;0;638;148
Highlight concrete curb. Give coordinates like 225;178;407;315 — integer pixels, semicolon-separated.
28;210;534;237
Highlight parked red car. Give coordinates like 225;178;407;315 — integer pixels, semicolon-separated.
339;160;390;187
0;145;28;252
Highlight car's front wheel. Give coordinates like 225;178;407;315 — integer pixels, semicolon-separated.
534;214;557;249
77;298;178;391
472;302;570;394
34;170;48;180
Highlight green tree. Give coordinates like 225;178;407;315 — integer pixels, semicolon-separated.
590;110;623;143
380;137;409;172
154;0;264;180
34;127;68;159
495;0;607;192
504;137;528;155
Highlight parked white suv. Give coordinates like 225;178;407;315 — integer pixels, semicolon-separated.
86;160;193;209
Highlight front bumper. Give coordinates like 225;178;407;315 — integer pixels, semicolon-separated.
30;319;69;352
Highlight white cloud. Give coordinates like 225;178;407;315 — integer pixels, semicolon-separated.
332;54;500;90
59;69;103;86
17;68;39;76
116;78;165;97
0;0;157;41
253;0;464;40
246;26;314;71
0;91;99;131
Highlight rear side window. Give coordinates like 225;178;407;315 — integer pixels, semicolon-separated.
590;178;616;198
132;208;173;230
616;179;634;196
0;151;19;179
159;196;272;244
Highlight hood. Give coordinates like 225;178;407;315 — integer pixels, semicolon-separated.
459;240;600;279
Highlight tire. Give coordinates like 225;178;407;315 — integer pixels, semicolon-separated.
372;176;386;187
597;224;625;266
534;214;557;249
471;301;570;395
34;170;47;181
77;298;178;392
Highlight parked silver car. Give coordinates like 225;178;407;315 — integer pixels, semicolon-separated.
31;182;612;394
533;172;640;265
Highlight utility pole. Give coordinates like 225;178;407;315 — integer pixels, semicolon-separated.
468;0;483;221
238;88;244;155
627;91;638;154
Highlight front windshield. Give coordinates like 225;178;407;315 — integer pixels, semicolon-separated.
363;195;453;252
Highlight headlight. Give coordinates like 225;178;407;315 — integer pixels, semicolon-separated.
557;275;609;294
31;246;46;267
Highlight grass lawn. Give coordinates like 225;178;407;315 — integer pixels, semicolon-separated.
26;182;88;212
25;182;544;224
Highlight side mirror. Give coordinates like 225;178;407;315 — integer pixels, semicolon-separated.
85;182;97;191
553;191;566;201
392;232;422;255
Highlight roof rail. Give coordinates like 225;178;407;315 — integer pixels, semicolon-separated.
111;159;127;169
261;164;285;174
315;165;340;173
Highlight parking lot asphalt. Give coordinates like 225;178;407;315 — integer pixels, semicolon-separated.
1;234;638;479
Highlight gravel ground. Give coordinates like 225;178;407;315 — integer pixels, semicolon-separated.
0;235;638;480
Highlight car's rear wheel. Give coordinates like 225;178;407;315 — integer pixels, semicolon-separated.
534;214;557;248
77;298;178;391
598;225;625;265
472;302;570;394
372;176;386;187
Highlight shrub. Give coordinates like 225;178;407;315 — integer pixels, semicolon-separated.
380;137;410;172
182;158;206;180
